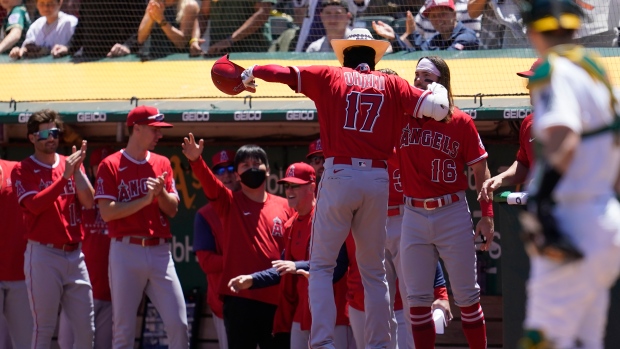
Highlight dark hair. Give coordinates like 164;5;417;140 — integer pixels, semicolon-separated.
27;109;63;136
378;68;398;76
234;145;269;171
417;56;454;121
343;46;376;71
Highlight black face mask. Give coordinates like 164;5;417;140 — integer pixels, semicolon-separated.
240;168;267;189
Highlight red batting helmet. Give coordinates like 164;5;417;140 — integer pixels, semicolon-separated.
211;54;256;95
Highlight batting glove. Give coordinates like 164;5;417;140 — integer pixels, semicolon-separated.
418;82;450;121
241;65;258;90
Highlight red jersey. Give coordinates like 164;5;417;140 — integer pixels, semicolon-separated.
189;157;294;305
516;113;534;169
94;150;178;239
0;160;26;281
290;64;428;160
274;209;348;333
398;108;488;198
195;204;226;318
387;152;403;207
12;154;84;244
81;205;111;301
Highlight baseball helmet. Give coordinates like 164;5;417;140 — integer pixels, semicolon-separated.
211;54;256;95
521;0;582;32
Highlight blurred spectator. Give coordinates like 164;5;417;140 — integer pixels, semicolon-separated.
575;0;620;47
374;0;479;51
467;0;526;49
293;0;369;52
59;0;77;17
415;0;480;41
306;0;351;52
0;0;30;54
69;0;144;59
10;0;77;59
137;0;200;59
206;0;274;55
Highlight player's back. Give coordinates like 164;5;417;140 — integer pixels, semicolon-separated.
294;64;425;160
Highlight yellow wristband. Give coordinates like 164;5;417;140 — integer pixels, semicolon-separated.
189;38;199;45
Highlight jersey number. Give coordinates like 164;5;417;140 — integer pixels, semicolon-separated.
344;92;384;133
431;159;457;183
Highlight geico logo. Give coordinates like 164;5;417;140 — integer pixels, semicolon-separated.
234;111;262;121
461;109;477;119
286;111;315;121
503;109;529;119
182;111;210;122
77;112;107;122
18;113;32;123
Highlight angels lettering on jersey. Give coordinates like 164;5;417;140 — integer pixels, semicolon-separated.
272;216;284;237
96;177;150;202
400;124;460;158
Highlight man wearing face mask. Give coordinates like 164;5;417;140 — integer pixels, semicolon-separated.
182;136;295;349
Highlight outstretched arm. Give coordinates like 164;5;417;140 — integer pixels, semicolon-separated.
241;64;298;90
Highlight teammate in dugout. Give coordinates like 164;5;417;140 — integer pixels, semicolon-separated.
398;56;493;349
0;158;33;349
193;149;240;349
58;146;115;349
11;109;95;349
235;27;450;349
306;139;324;181
518;0;620;347
95;106;189;349
227;162;352;349
182;139;294;349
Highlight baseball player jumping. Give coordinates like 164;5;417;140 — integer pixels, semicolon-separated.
518;0;620;347
236;27;450;349
398;56;493;349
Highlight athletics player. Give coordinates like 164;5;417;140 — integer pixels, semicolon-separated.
95;106;188;349
0;158;33;349
182;138;294;349
479;60;540;196
194;149;239;349
518;0;620;347
227;162;351;349
58;146;115;349
398;56;493;349
237;27;450;349
11;109;95;349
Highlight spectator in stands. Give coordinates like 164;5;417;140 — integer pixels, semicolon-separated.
9;0;77;59
574;0;620;47
0;0;30;54
306;0;351;52
414;0;480;41
205;0;274;55
467;0;527;49
137;0;201;59
69;0;143;59
373;0;479;51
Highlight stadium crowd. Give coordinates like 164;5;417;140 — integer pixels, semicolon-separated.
1;0;619;60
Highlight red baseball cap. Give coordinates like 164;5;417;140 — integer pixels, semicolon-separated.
211;149;236;169
126;106;173;128
517;59;543;78
422;0;455;16
90;146;115;167
278;163;316;185
306;139;323;158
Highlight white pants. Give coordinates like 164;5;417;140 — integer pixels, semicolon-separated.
349;307;410;349
293;321;354;349
58;299;113;349
0;280;33;349
309;160;391;349
213;315;228;349
525;198;620;349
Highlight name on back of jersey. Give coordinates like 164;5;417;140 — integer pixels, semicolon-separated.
400;125;459;158
344;72;385;90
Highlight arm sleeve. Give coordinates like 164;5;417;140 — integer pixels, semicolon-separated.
294;261;309;271
463;118;489;166
532;65;581;137
433;261;446;288
193;214;224;274
333;242;349;283
250;267;281;289
188;157;233;216
393;75;429;117
94;160;120;202
12;163;70;215
252;65;298;88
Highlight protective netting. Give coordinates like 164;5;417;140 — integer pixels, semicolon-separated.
1;0;619;102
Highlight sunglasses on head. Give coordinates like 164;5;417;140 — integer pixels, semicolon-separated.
34;128;60;140
214;165;235;176
309;155;325;165
282;183;302;190
135;114;165;125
